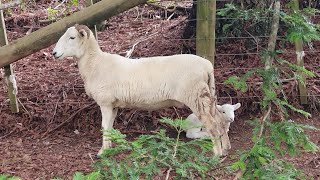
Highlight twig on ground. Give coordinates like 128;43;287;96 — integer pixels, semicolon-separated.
312;85;320;93
0;0;21;10
165;167;172;180
42;102;96;137
125;32;158;58
233;170;244;180
53;0;66;10
17;98;32;120
172;106;181;119
0;128;16;139
88;153;95;163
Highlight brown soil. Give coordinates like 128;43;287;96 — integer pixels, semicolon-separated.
0;1;319;179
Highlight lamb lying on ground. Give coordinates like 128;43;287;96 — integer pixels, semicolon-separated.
52;24;226;156
184;103;241;139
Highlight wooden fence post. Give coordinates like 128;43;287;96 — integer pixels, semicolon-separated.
196;0;216;65
0;2;19;113
292;0;308;105
196;0;208;59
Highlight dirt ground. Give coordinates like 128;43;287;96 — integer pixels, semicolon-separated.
0;1;319;179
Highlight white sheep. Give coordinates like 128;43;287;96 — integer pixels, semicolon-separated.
52;24;225;156
184;103;241;139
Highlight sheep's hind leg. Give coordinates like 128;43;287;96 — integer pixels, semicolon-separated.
200;113;223;156
97;106;118;157
185;87;223;156
221;130;231;154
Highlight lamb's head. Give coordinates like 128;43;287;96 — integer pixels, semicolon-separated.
216;103;241;123
52;24;91;59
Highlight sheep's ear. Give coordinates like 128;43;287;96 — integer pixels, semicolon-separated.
79;29;88;38
75;24;90;39
233;103;241;110
216;105;223;111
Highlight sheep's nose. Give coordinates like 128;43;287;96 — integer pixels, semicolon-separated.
52;51;57;57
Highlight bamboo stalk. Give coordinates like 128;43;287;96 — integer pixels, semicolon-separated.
0;2;19;113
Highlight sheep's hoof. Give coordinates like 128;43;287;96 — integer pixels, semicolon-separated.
97;148;105;158
96;154;102;159
222;149;229;156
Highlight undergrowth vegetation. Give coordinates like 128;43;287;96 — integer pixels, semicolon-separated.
93;118;219;179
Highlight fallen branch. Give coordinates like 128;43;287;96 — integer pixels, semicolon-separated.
42;102;96;137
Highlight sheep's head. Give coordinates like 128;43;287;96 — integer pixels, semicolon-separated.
52;24;91;59
216;103;241;123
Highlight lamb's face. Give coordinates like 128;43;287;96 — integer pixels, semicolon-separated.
52;26;87;59
216;103;241;123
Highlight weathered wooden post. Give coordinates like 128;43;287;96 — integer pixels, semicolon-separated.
292;0;308;105
196;0;216;65
0;2;19;113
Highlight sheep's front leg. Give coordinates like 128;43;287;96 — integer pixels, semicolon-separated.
98;106;118;156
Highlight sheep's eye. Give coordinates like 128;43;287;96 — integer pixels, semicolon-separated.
222;111;226;114
70;37;75;40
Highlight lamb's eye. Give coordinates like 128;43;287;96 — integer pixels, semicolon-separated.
70;37;75;40
222;111;226;114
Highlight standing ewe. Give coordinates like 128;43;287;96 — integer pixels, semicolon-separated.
52;24;224;156
184;103;241;139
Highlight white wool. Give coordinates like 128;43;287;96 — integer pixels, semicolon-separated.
52;25;226;156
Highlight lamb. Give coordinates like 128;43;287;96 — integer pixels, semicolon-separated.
184;103;241;139
52;24;225;156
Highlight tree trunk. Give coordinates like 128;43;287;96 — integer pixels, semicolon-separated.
264;0;280;121
0;0;147;68
265;1;280;70
292;0;307;105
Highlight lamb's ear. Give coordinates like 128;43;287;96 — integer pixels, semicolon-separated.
233;103;241;110
216;105;223;112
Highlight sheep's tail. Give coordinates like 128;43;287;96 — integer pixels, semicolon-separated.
208;71;217;116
